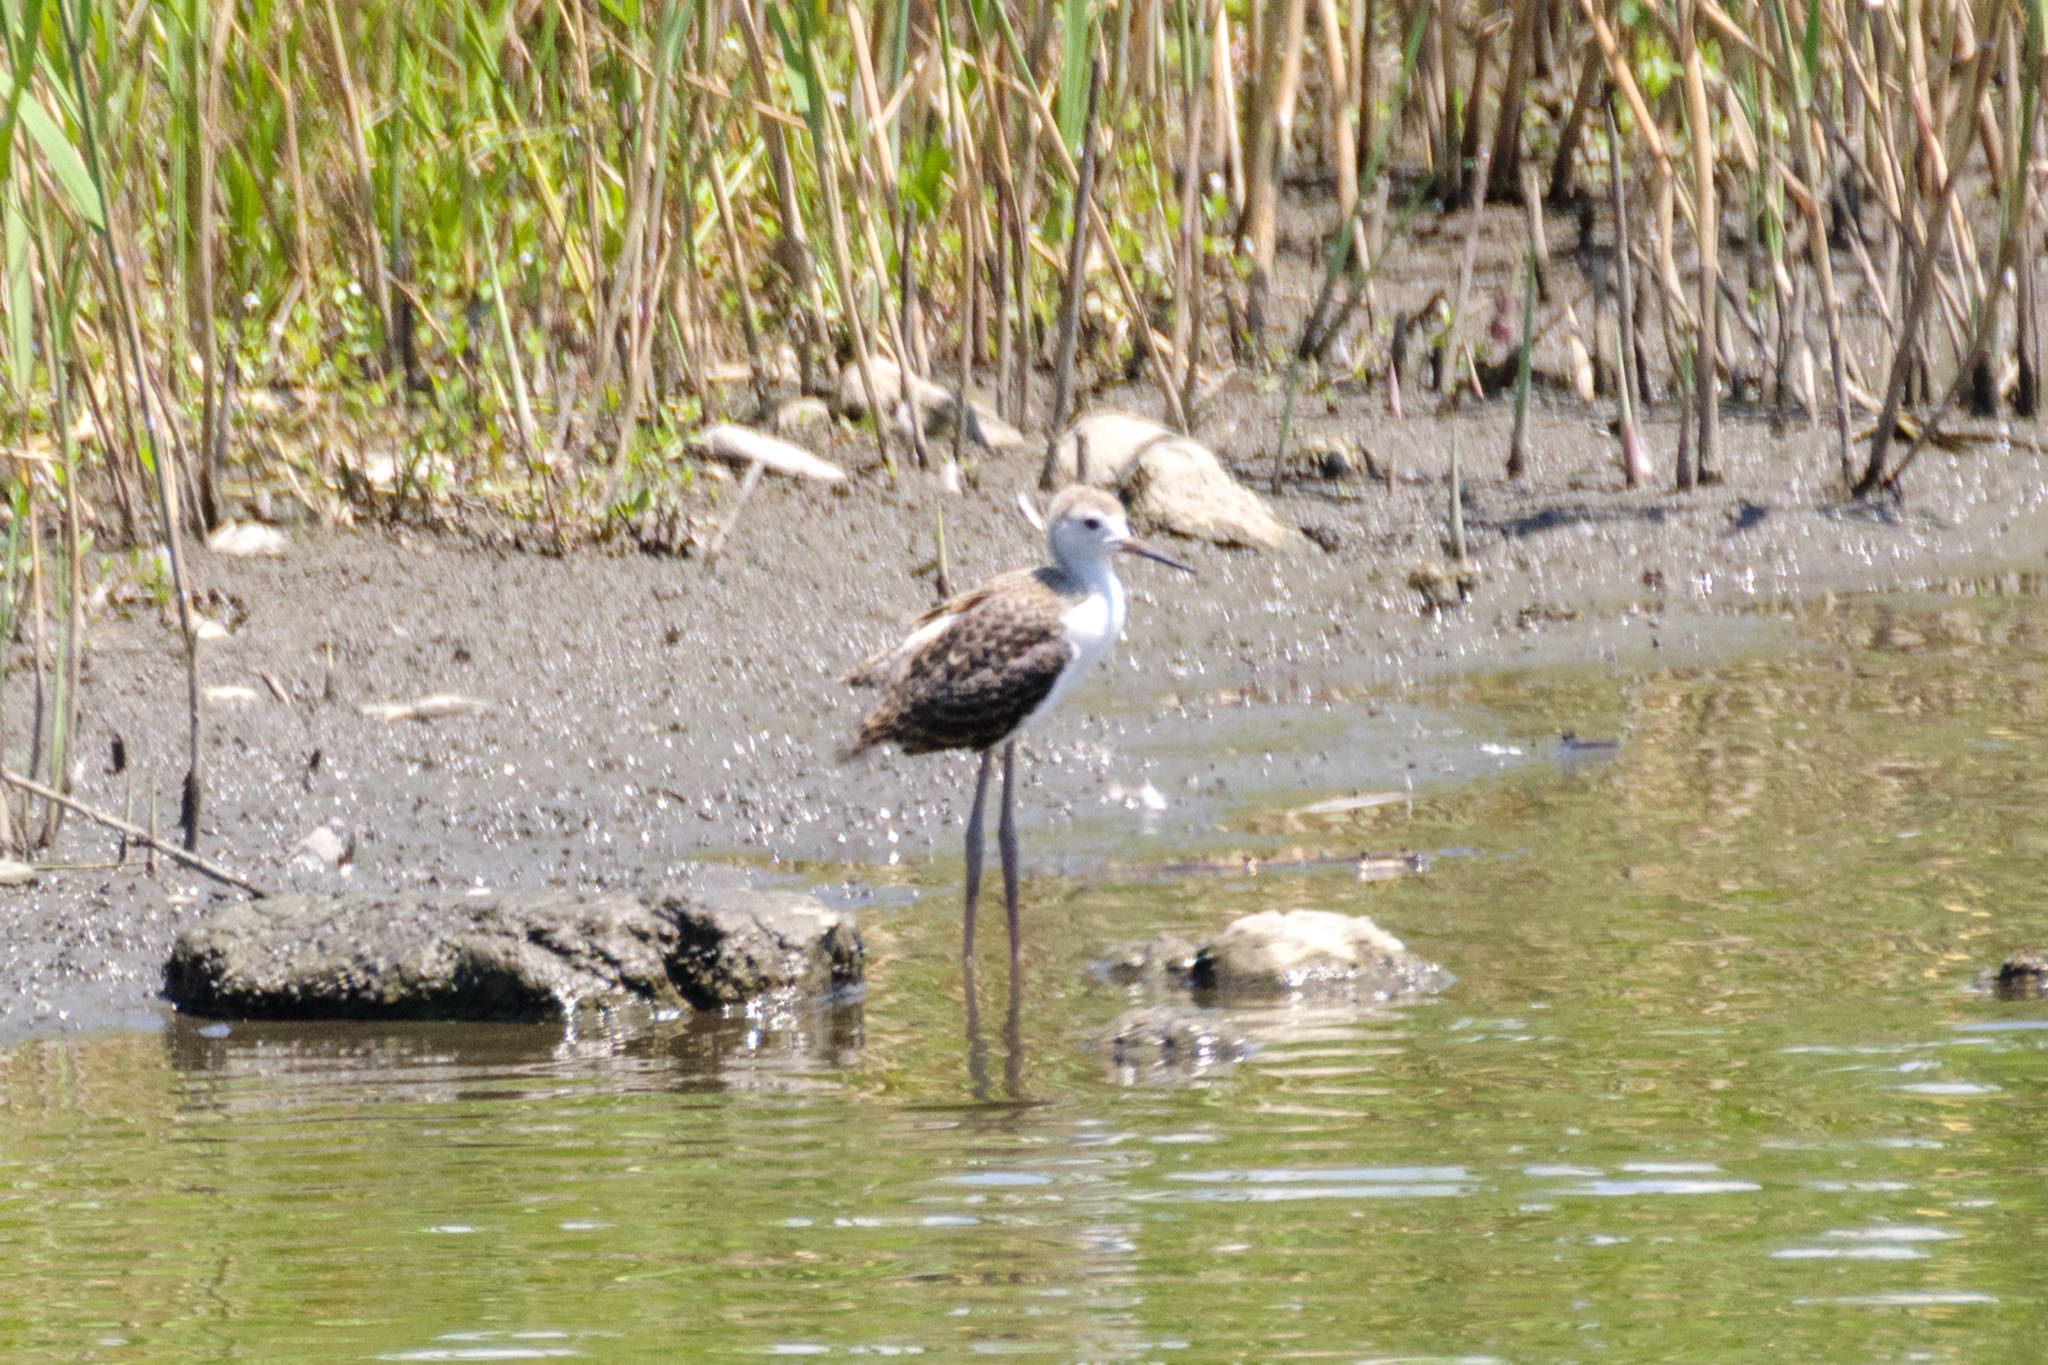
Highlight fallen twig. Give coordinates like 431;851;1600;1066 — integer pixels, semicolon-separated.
704;458;766;566
0;768;270;897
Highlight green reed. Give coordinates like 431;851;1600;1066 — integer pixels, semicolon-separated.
1;0;2044;858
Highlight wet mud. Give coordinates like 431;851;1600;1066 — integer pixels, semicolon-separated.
7;349;2048;1039
8;382;2039;1035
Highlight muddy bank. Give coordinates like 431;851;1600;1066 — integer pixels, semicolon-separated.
5;394;2046;1038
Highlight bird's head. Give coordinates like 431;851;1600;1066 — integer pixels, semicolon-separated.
1045;486;1194;575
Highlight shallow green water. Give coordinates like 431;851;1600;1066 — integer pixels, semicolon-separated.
5;587;2048;1362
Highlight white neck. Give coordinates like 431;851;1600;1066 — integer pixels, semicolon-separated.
1062;557;1125;657
1066;551;1120;596
1022;553;1126;727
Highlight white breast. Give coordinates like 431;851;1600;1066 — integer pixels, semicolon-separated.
1034;571;1125;721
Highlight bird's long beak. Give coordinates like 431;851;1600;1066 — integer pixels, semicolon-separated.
1119;536;1196;575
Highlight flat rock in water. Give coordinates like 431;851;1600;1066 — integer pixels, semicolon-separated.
1988;950;2048;1000
1094;933;1198;990
1191;909;1450;1001
164;887;862;1022
650;887;864;1008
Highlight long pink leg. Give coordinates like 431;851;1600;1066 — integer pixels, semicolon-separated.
999;740;1021;974
961;749;994;958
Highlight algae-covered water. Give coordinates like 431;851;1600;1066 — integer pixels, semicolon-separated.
3;586;2046;1362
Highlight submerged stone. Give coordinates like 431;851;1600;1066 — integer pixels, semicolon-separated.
1990;951;2048;1001
1191;909;1451;1002
1094;932;1199;990
164;887;862;1023
1101;1003;1251;1082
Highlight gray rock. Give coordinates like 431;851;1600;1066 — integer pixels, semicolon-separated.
1989;951;2048;1000
835;358;1024;451
652;888;862;1009
762;395;834;435
1048;410;1170;486
926;393;1027;452
164;887;862;1023
1125;440;1305;552
1191;909;1451;1002
1101;1003;1251;1081
1051;410;1303;552
1094;933;1199;989
837;355;949;419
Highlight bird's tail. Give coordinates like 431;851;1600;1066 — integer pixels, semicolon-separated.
836;710;887;764
842;640;905;688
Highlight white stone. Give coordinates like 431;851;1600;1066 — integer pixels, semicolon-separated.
835;358;1025;450
836;355;952;419
1048;410;1175;486
1051;410;1304;552
1211;910;1407;972
1193;909;1449;1000
293;825;349;871
358;693;491;722
1125;439;1303;552
206;521;290;557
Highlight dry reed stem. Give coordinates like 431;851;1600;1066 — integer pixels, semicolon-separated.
1680;0;1718;485
0;768;269;897
1856;19;1998;496
1041;57;1103;489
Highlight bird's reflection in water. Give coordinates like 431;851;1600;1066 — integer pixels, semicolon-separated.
962;958;1025;1104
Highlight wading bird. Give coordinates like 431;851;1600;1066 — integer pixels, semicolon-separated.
844;487;1193;968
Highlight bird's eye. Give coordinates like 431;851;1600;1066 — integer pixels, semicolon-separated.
1082;516;1103;531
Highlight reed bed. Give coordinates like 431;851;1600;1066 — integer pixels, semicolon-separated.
1;0;2043;855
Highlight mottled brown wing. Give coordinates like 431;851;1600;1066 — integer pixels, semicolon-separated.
845;576;1072;757
842;577;1007;688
